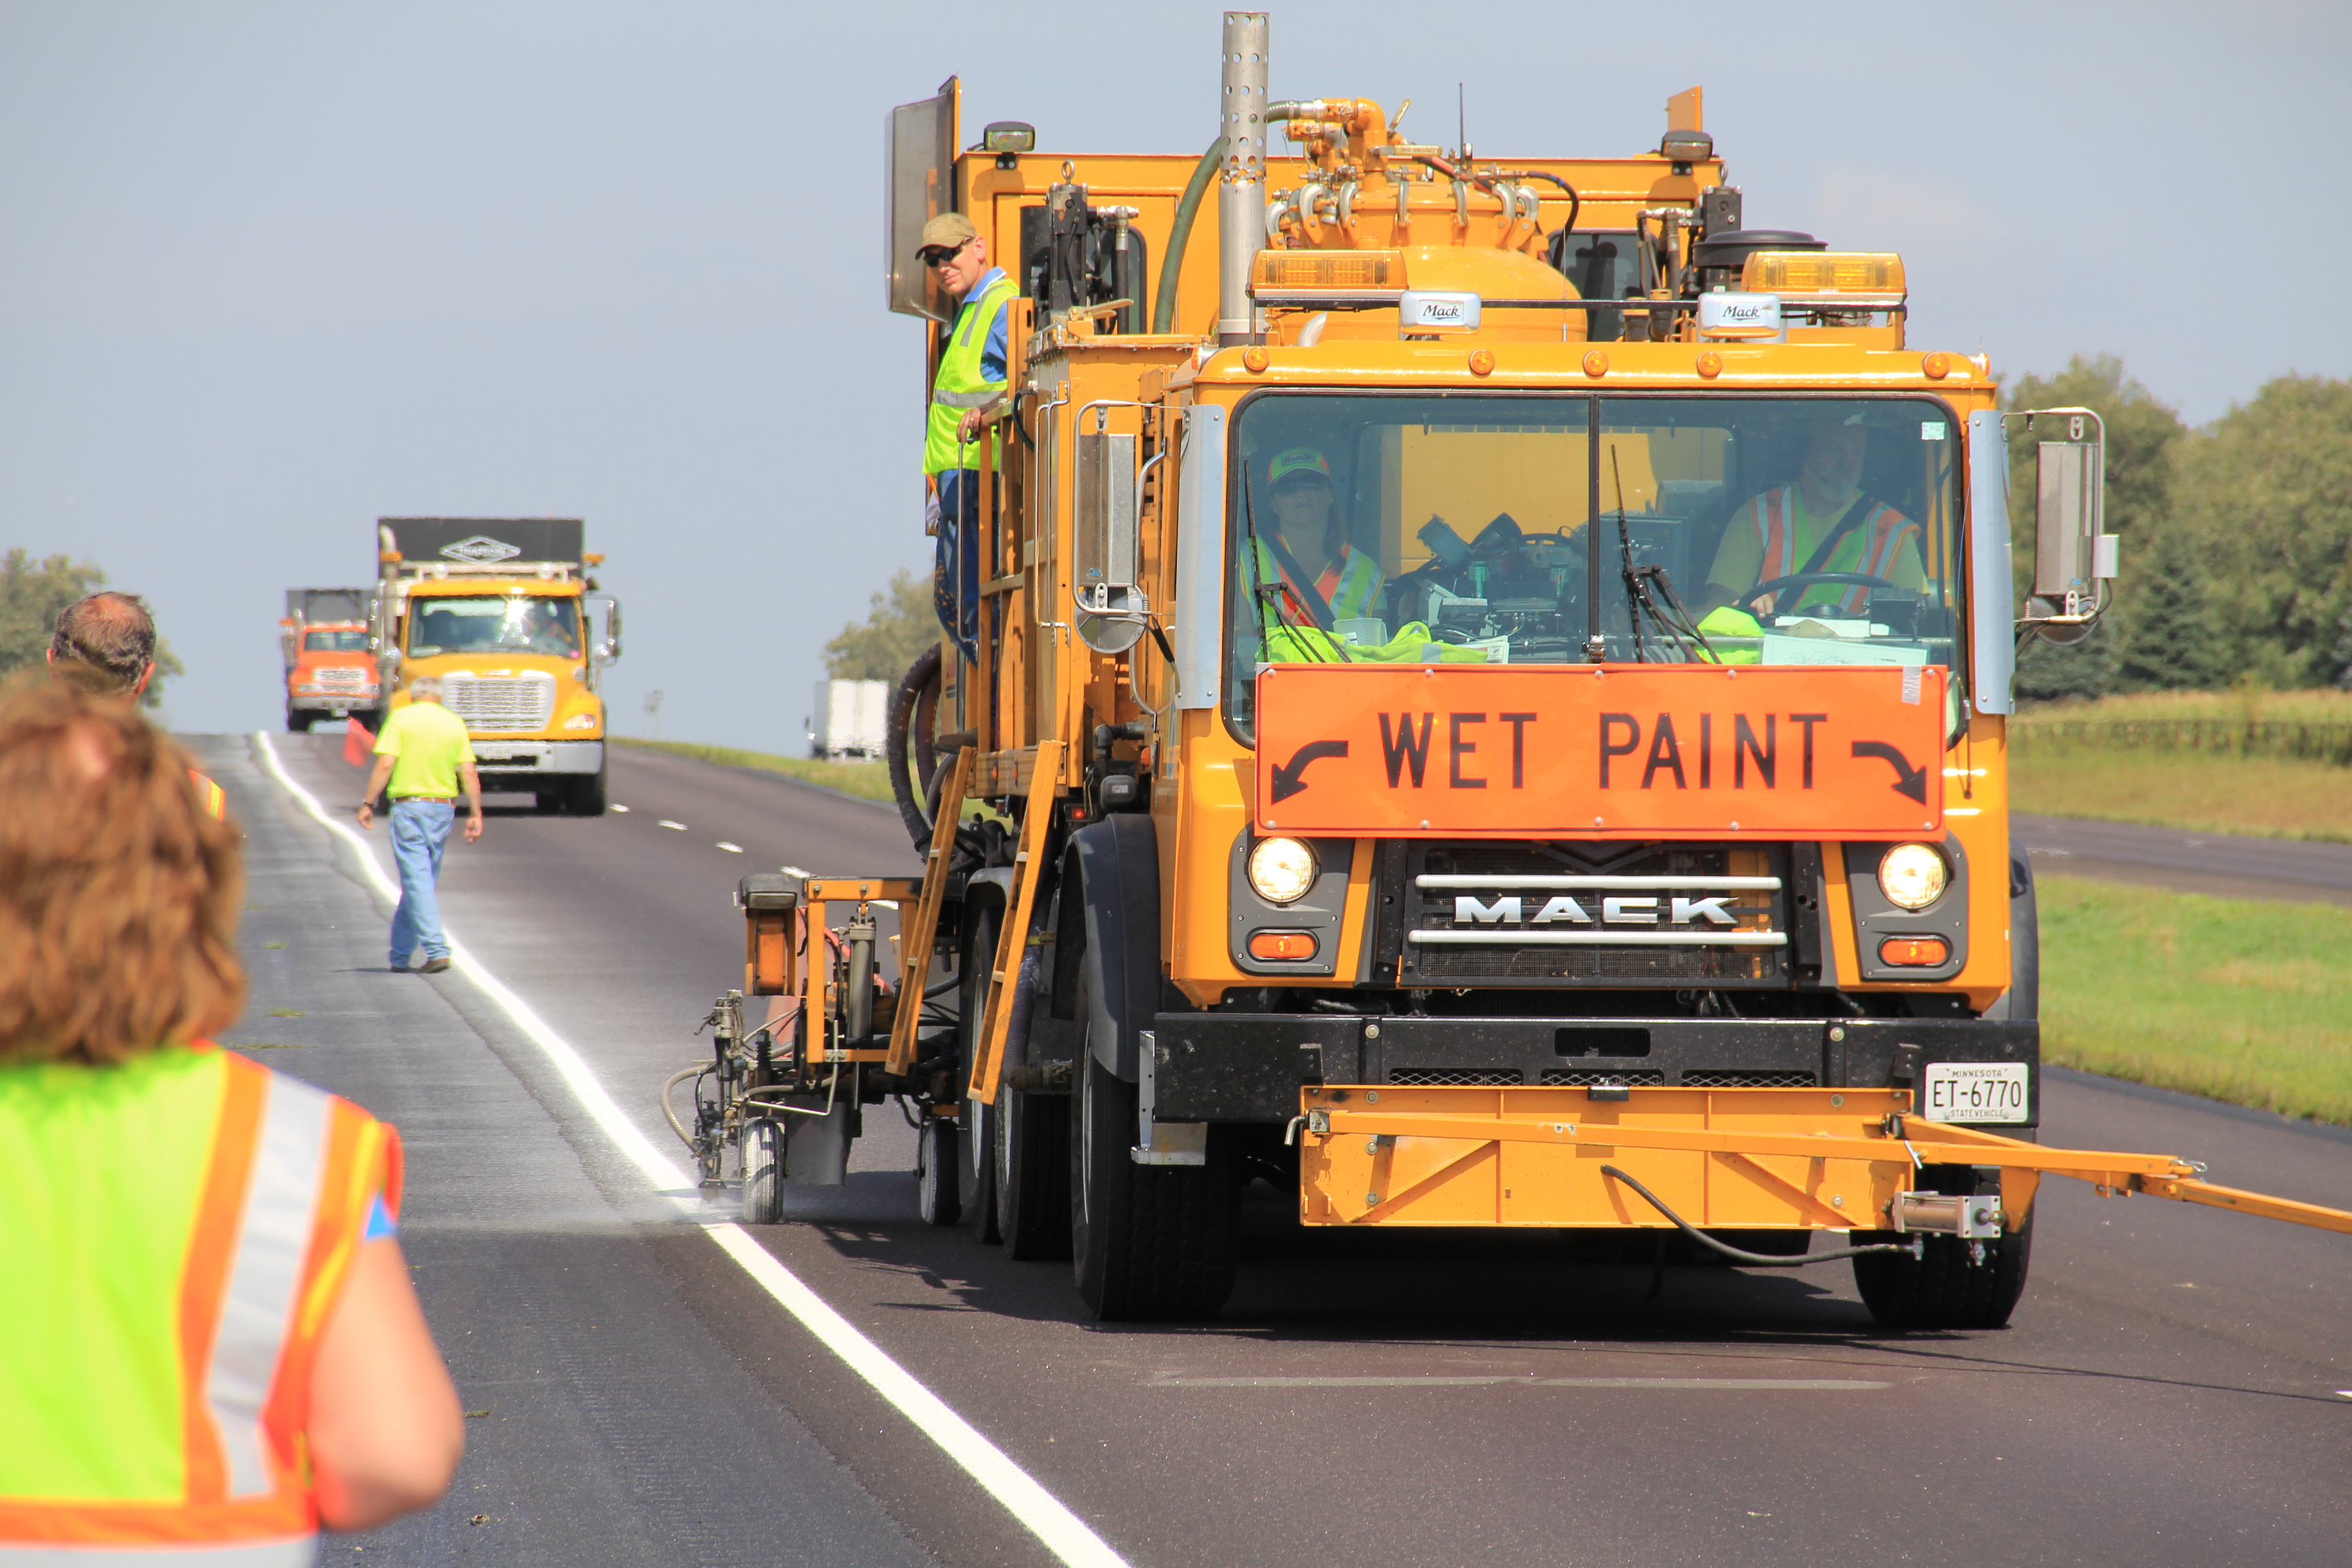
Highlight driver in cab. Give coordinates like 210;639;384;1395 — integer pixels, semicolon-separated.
1248;446;1386;660
1694;414;1926;642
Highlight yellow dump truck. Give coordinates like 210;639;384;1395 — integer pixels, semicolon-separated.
674;13;2349;1325
371;517;621;815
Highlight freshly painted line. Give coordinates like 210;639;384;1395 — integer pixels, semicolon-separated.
1148;1375;1888;1391
781;864;811;878
717;842;745;853
251;733;1133;1568
659;819;688;830
611;804;631;813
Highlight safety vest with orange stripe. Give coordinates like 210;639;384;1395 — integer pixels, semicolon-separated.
189;769;225;821
0;1046;399;1563
1738;486;1920;615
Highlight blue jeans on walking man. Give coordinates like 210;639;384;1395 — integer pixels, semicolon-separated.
388;798;456;967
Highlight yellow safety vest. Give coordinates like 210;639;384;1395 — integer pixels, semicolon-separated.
924;276;1017;478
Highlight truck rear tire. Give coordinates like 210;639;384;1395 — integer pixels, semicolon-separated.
1069;1050;1239;1320
917;1116;961;1226
1851;1164;2033;1329
996;1085;1071;1260
960;904;1002;1243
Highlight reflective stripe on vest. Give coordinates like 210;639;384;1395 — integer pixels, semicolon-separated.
0;1537;316;1566
188;771;225;821
0;1050;397;1556
923;276;1017;477
1750;489;1916;614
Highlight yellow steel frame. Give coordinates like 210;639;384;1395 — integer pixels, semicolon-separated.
966;739;1065;1105
1296;1085;2352;1237
794;876;922;1066
887;746;975;1077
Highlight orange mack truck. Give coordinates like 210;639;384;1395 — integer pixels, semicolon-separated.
278;587;380;732
673;12;2351;1325
371;517;621;815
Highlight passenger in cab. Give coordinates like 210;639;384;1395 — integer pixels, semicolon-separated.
1246;446;1384;655
1695;414;1926;630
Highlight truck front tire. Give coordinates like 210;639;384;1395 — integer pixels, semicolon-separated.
1070;1051;1239;1321
1850;1164;2033;1329
568;766;608;817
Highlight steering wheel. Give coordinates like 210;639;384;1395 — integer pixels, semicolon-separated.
1737;572;1900;618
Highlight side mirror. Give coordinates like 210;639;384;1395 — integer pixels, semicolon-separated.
1075;421;1148;654
591;597;623;664
2014;406;2119;643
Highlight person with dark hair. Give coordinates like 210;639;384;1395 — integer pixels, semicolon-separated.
47;589;225;818
0;674;463;1558
46;589;160;697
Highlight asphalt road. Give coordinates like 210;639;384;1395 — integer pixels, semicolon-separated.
2014;811;2352;907
206;734;2352;1568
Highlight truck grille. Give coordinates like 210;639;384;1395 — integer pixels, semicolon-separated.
441;673;555;732
314;667;370;690
1390;842;1788;987
1680;1069;1816;1088
1539;1068;1667;1086
1388;1067;1524;1086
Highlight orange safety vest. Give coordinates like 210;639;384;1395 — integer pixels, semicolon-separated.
1744;487;1920;615
0;1047;400;1562
189;769;226;821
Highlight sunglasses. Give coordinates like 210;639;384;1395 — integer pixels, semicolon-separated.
919;240;974;267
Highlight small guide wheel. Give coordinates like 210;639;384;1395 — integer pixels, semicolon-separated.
742;1117;785;1224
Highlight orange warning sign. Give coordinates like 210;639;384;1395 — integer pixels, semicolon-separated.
1252;664;1946;840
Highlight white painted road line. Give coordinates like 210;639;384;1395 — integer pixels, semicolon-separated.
716;841;744;853
611;803;631;812
1147;1375;1889;1391
781;864;811;878
659;819;688;830
252;733;1134;1568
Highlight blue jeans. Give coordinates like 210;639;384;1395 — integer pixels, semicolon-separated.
388;798;455;966
933;468;982;665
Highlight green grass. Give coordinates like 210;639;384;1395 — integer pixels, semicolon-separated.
2040;875;2352;1126
615;738;896;806
2010;748;2352;842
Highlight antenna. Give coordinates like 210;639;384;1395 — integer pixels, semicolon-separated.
1457;82;1466;160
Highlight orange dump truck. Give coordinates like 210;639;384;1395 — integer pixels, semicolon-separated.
372;517;621;815
279;587;380;732
672;12;2350;1328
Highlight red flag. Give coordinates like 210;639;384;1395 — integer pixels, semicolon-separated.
343;716;373;768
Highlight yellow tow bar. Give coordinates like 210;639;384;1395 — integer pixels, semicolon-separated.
1292;1084;2352;1237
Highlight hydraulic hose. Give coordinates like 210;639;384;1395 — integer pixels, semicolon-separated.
885;643;943;851
1599;1165;1921;1267
1152;137;1226;335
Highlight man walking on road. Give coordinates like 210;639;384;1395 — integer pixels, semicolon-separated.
357;676;483;973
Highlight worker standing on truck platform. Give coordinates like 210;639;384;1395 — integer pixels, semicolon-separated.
919;211;1017;664
356;676;483;975
0;676;464;1558
46;590;225;819
1696;414;1928;626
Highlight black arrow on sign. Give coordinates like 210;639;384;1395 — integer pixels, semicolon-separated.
1270;740;1350;803
1850;740;1928;804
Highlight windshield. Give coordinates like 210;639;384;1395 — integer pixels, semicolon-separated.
406;595;581;658
1225;393;1964;732
303;630;370;653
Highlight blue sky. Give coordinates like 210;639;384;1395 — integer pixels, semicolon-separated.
5;1;2345;742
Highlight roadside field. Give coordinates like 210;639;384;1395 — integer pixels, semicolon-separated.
2039;873;2352;1127
615;738;894;804
2012;687;2352;840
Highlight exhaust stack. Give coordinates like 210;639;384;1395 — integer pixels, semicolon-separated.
1217;12;1269;346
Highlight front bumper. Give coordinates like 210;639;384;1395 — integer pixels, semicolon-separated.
468;739;604;779
1146;1013;2038;1127
289;692;378;713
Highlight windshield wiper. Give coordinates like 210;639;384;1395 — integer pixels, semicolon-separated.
1611;447;1715;665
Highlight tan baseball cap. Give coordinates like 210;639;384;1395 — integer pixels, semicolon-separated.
919;212;979;248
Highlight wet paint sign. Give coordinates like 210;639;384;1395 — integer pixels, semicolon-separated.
1253;663;1946;839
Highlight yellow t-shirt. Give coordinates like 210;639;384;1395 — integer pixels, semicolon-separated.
375;701;476;798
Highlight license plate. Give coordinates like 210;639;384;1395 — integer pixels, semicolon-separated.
1923;1062;2030;1124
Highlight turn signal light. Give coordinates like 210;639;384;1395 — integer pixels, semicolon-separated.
1247;930;1318;962
1878;936;1951;968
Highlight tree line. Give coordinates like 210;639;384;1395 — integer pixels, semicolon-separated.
2007;358;2352;700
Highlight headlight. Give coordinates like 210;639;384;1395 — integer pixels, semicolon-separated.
563;712;600;731
1247;837;1318;904
1878;843;1949;911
